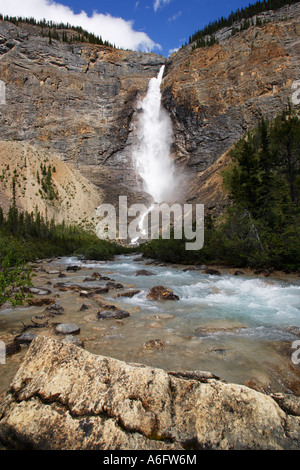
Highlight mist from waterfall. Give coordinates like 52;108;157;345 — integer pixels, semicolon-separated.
132;65;176;204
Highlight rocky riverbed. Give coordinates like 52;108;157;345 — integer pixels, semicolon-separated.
0;254;300;400
0;254;300;449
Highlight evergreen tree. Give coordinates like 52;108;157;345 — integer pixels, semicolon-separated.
188;0;299;50
270;104;300;205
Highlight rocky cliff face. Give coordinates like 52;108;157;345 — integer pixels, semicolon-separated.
0;20;165;213
0;3;299;220
162;2;300;210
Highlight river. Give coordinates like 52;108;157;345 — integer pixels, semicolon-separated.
1;254;300;396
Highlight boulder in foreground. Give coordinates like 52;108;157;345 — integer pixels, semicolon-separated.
0;336;299;450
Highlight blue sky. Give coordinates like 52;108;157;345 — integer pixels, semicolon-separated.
1;0;255;56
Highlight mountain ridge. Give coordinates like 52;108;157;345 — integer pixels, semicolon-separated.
0;2;299;223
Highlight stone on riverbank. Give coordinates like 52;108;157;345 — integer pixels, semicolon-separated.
62;335;84;348
146;286;179;301
44;303;64;315
15;332;37;344
97;310;130;320
117;290;141;298
135;270;155;276
5;341;21;357
27;298;55;307
55;324;80;335
202;268;221;276
27;287;52;296
106;282;124;290
143;339;166;351
66;266;81;272
0;336;299;450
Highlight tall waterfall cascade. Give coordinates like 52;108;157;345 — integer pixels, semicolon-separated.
132;65;176;204
130;65;176;242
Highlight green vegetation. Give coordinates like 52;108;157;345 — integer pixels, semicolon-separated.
0;205;130;264
0;202;132;306
191;35;219;51
141;105;300;271
188;0;299;50
0;14;114;47
37;163;58;201
0;252;33;307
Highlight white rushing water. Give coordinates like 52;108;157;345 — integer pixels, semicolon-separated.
132;65;175;204
62;255;300;335
52;255;300;392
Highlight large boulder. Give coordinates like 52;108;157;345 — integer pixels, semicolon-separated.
146;286;179;301
0;336;299;450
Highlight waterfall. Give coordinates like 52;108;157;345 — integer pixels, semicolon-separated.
132;65;175;204
130;65;177;245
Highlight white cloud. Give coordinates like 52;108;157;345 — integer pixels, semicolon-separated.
0;0;160;52
168;11;181;22
153;0;172;12
168;47;179;56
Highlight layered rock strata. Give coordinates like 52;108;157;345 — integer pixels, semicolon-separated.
0;3;299;216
